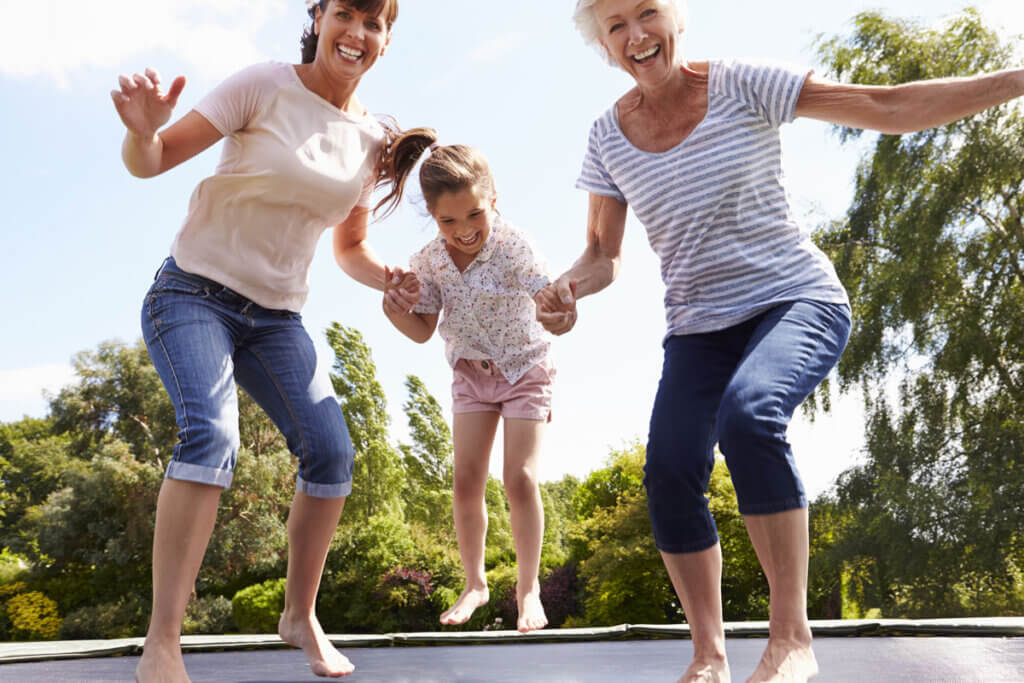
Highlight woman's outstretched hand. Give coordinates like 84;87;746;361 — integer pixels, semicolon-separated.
111;67;186;138
383;266;421;315
535;278;578;335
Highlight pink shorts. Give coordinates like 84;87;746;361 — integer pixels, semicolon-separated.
451;358;555;422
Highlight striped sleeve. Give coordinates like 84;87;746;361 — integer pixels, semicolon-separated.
712;59;809;128
575;116;627;203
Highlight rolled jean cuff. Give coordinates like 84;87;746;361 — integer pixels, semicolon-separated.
297;475;352;499
737;495;807;516
165;460;233;489
654;533;720;555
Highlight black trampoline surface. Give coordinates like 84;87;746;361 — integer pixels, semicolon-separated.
2;637;1023;682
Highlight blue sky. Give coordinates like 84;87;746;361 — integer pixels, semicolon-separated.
1;1;1020;497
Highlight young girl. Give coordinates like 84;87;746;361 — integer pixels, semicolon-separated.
379;129;554;633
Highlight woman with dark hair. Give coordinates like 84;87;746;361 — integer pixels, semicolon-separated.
111;1;414;680
537;1;1024;681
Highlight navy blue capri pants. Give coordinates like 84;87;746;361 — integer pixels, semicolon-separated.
141;257;354;498
645;300;851;553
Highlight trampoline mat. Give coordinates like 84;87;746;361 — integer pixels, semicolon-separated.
2;637;1023;682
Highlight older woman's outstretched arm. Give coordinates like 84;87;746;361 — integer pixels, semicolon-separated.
535;192;627;335
796;68;1024;134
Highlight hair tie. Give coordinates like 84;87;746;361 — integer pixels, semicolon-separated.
428;142;440;154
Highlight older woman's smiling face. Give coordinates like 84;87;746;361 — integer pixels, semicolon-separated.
595;0;682;84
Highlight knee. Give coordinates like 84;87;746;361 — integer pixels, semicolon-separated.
453;467;487;500
502;467;538;504
717;394;770;451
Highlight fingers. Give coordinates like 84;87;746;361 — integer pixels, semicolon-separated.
536;309;577;336
164;75;186;108
556;278;576;305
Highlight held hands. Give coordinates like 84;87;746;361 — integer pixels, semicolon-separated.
110;67;186;139
383;266;421;316
535;277;578;335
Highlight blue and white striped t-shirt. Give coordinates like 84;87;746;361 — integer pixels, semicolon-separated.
577;59;849;339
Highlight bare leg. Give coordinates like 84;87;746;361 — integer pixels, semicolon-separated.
661;545;731;683
136;479;222;683
277;491;350;678
743;507;817;683
502;418;548;633
440;411;500;625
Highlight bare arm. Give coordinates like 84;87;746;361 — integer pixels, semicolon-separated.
535;193;628;335
333;206;388;291
384;307;439;344
112;68;223;177
796;69;1024;134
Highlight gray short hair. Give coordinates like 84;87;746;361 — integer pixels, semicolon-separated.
573;0;689;65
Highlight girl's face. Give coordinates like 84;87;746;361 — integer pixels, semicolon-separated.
313;1;391;80
595;0;681;85
430;185;497;263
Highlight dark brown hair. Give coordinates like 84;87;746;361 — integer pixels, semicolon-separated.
374;125;496;219
301;0;399;64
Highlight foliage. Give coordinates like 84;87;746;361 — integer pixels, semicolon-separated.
0;548;28;585
399;375;454;532
812;9;1024;617
232;578;286;634
58;594;149;640
326;323;405;522
183;595;235;635
6;590;62;640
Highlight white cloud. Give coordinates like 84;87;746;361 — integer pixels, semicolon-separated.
0;0;289;86
0;364;76;402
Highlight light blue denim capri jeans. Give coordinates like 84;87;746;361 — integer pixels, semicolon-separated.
141;257;354;498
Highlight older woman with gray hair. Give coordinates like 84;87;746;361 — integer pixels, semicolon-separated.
536;1;1024;681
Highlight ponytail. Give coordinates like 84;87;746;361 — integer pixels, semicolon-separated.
373;123;438;219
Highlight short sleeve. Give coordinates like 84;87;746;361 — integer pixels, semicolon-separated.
711;60;810;128
409;247;442;314
575;117;627;203
355;171;376;209
193;62;278;136
507;226;550;296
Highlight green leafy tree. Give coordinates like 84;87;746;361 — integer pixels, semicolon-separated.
326;323;404;521
398;375;453;531
812;9;1024;616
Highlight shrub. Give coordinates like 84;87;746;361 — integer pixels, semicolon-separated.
7;591;62;640
59;595;147;640
0;550;28;585
232;578;286;634
183;595;234;635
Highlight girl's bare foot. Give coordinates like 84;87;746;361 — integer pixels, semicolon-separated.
136;641;190;683
677;654;731;682
746;638;817;682
516;589;548;633
439;587;490;625
278;611;354;678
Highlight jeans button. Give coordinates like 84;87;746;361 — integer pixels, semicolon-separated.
481;360;490;370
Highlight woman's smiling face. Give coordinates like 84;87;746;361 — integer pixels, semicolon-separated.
313;1;392;79
595;0;683;84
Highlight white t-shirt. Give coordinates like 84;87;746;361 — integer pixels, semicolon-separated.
170;61;384;312
410;217;552;384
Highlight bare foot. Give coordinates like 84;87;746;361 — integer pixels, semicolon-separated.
278;611;354;678
440;587;489;625
516;590;548;633
136;640;190;683
746;638;817;682
677;654;730;682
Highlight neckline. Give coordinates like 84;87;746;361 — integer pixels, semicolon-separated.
288;63;370;122
611;62;714;157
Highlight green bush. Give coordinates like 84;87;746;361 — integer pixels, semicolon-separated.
7;591;61;640
232;578;286;633
183;595;234;635
59;595;147;640
0;550;28;585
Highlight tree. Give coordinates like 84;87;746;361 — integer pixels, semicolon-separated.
325;323;405;521
812;9;1024;616
398;375;453;531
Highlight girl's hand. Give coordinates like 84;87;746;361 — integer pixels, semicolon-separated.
383;266;420;315
535;278;577;335
111;67;186;139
